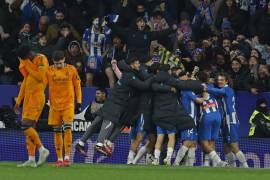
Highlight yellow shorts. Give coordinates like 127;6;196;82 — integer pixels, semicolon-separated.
48;107;74;126
22;108;43;122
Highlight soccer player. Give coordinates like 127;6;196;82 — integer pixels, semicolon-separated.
15;45;50;167
151;64;205;166
174;70;206;166
208;73;248;168
82;16;115;87
76;57;154;156
46;50;82;167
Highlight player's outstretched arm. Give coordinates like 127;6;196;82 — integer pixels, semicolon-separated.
207;87;226;96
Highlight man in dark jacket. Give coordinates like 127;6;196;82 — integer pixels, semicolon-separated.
151;64;205;165
76;56;155;156
108;16;175;59
249;98;270;138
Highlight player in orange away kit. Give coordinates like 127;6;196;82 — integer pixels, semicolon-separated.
46;50;82;167
15;45;50;167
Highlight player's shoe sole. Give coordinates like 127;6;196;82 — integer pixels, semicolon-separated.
17;160;37;168
95;144;109;156
37;148;50;166
75;143;87;156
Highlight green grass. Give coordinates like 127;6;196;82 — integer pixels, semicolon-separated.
0;162;269;180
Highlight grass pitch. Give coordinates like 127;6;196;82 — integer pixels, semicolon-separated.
0;162;269;180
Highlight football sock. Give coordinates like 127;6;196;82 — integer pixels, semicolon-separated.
225;152;236;167
204;154;210;167
24;128;42;149
235;151;248;167
133;145;147;164
174;145;188;165
154;149;161;159
64;128;72;160
187;147;196;166
54;132;63;161
209;151;221;164
166;147;174;159
26;136;36;158
128;150;135;159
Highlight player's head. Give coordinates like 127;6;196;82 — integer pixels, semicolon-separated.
159;64;171;74
95;87;107;102
197;71;210;83
136;17;146;31
17;45;34;60
52;50;66;69
178;71;188;80
126;56;140;71
216;72;231;88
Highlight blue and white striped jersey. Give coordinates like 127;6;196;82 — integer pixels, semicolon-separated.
181;91;198;125
82;26;110;57
208;85;239;125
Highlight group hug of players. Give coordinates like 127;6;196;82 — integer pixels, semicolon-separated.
15;45;248;168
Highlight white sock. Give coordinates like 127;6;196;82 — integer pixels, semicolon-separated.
209;151;221;165
78;140;85;146
235;151;248;168
58;158;63;161
128;150;135;159
187;147;196;166
29;156;35;161
204;154;210;167
154;149;161;159
174;145;188;165
133;145;147;164
166;147;174;159
225;152;236;167
39;146;45;153
64;156;70;160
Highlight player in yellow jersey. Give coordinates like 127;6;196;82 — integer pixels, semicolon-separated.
14;45;50;167
46;50;82;167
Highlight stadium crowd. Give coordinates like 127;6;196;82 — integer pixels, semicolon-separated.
0;0;270;94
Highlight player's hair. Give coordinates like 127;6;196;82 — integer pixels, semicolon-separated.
197;71;209;83
17;45;31;59
126;56;139;65
215;72;233;88
159;64;170;72
96;87;108;97
52;50;65;62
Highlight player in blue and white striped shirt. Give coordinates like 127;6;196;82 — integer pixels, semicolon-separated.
82;16;115;87
208;73;248;168
174;68;206;166
197;72;227;167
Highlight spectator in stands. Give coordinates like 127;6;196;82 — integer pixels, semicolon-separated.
249;56;259;81
212;49;230;74
46;9;80;44
0;62;19;85
21;0;42;29
249;98;270;138
191;0;223;39
148;10;169;32
42;0;63;22
36;16;49;35
84;87;107;121
31;34;66;61
250;64;270;94
216;0;247;34
65;40;86;86
18;23;32;45
230;58;251;91
66;0;91;34
249;1;270;45
108;35;127;62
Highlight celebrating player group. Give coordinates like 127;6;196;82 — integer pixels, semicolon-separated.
15;45;248;168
